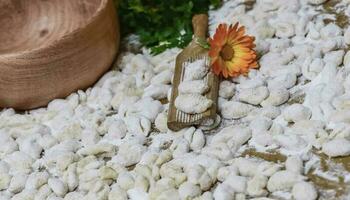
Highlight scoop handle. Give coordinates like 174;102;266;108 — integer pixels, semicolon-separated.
192;14;208;39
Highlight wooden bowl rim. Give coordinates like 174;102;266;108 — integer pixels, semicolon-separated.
0;0;109;59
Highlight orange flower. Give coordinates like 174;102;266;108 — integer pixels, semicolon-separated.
209;23;258;78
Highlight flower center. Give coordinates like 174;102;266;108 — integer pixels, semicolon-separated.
220;44;234;61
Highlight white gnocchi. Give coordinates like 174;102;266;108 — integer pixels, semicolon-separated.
175;94;213;114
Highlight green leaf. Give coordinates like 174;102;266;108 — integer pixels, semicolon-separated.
116;0;221;55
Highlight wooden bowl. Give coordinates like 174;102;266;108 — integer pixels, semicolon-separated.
0;0;119;110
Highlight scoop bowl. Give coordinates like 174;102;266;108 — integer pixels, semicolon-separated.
0;0;119;109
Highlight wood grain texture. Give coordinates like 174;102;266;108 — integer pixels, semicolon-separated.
0;0;119;109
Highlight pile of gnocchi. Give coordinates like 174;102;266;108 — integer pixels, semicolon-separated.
175;58;213;115
1;0;350;199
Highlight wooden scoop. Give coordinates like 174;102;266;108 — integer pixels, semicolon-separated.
167;14;220;131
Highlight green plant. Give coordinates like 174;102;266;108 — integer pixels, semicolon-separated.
116;0;221;54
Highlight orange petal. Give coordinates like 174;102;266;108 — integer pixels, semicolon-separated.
226;60;241;73
222;66;229;78
208;46;221;58
212;24;228;47
211;57;224;76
